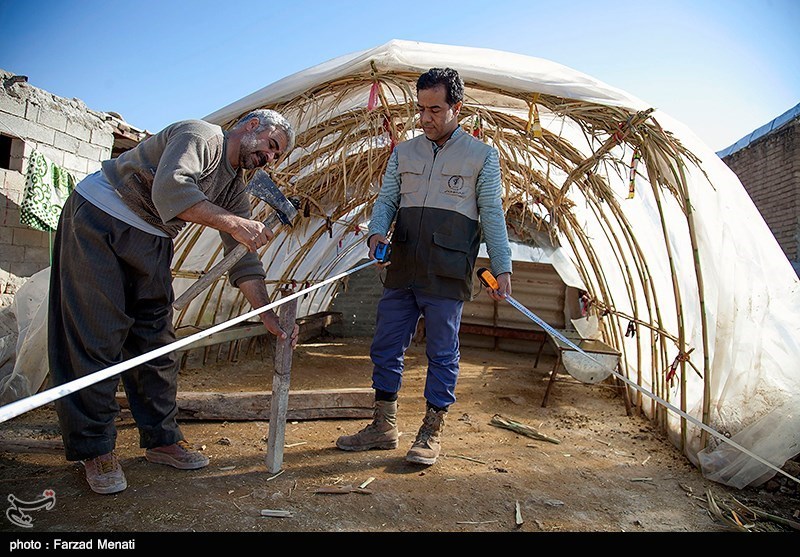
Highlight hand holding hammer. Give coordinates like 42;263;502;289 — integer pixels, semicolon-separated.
173;169;300;311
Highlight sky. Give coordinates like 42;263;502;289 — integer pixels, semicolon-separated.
0;0;798;153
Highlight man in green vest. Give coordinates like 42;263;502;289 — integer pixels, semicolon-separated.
337;67;513;465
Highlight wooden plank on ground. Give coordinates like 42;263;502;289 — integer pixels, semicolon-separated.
116;388;374;421
0;438;64;454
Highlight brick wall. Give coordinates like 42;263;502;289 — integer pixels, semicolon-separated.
722;118;800;275
0;70;117;308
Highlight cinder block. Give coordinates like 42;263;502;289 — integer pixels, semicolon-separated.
86;159;102;174
35;144;65;168
62;152;88;176
2;244;25;263
3;206;20;225
24;102;40;122
23;245;51;263
90;126;114;148
0;227;13;244
37;109;68;132
13;227;48;246
0;112;29;139
9;136;30;159
17;260;49;278
0;93;26;117
65;120;91;142
98;145;112;160
23;120;56;144
53;131;80;153
77;141;103;161
3;170;25;196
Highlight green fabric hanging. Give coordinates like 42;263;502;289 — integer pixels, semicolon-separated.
20;150;76;232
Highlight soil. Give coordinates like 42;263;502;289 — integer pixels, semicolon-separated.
0;334;798;540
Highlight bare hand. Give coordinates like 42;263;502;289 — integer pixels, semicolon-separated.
231;217;274;252
260;310;300;349
486;272;512;302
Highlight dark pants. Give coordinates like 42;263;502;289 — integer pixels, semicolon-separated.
49;192;182;461
370;288;464;408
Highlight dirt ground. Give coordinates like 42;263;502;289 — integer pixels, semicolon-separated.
0;334;798;540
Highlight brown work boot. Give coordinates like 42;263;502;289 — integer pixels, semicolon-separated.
336;400;399;451
82;452;127;495
405;407;447;465
145;439;209;470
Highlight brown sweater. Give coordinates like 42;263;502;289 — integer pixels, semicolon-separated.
101;120;264;285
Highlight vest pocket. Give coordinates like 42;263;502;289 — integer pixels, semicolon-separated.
438;161;476;199
398;159;426;194
431;231;469;279
440;161;475;179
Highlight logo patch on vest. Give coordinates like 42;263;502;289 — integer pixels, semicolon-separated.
444;175;466;198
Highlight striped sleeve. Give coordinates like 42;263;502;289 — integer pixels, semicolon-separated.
367;149;400;238
476;148;513;275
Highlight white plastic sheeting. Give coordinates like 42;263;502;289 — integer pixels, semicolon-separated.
0;268;50;404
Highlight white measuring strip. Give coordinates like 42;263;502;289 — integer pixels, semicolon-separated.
0;259;379;424
503;294;800;487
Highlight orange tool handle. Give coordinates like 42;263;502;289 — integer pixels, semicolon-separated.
476;267;499;290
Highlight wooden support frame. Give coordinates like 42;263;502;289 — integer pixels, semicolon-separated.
537;329;631;415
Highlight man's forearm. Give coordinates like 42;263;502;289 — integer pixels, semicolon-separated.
236;277;275;317
179;199;270;253
177;199;241;235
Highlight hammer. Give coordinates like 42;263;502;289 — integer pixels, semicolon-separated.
173;169;300;310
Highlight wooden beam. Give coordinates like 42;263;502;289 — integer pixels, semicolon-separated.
266;293;298;473
116;388;374;421
175;311;343;353
0;438;64;454
296;311;342;343
176;323;265;352
459;323;546;341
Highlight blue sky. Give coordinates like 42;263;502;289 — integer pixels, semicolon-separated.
0;0;798;152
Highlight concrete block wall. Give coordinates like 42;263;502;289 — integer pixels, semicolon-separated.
0;70;116;308
722;118;800;275
327;259;383;337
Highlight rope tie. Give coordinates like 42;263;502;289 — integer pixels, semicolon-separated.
666;348;695;382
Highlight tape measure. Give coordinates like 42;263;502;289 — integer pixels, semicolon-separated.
374;242;391;263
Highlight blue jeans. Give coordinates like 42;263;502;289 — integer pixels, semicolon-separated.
370;288;464;408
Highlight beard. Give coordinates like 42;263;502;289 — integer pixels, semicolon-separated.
238;131;266;169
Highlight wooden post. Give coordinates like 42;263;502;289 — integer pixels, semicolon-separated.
265;290;297;474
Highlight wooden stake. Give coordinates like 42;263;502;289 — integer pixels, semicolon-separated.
265;290;298;474
260;509;293;518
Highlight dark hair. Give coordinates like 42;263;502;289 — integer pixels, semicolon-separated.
416;67;464;106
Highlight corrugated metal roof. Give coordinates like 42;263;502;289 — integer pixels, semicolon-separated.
717;102;800;158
